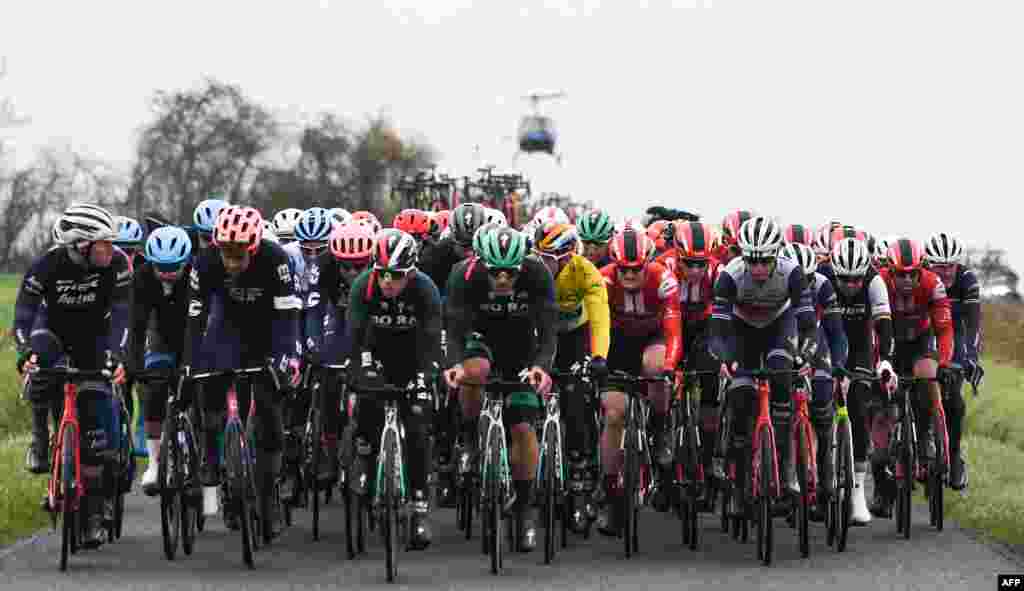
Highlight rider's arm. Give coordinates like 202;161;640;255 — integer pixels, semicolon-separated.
183;256;212;369
13;255;49;352
709;268;737;364
867;274;894;362
818;277;848;369
578;257;611;359
414;272;443;374
789;266;817;350
926;273;955;366
130;268;152;370
107;251;134;360
528;259;559;372
344;269;374;365
443;261;472;367
960;268;982;362
268;248;303;363
303;253;330;357
658;266;684;371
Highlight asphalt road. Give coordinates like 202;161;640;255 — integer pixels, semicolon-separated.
2;484;1020;590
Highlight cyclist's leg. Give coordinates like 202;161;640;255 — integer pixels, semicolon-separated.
501;359;543;552
766;311;796;501
693;334;721;508
25;328;66;473
641;337;673;469
140;351;175;494
457;334;494;462
596;329;642;534
74;341;118;547
944;357;968;489
845;348;876;522
247;359;285;536
727;320;760;515
911;335;940;462
556;326;591;481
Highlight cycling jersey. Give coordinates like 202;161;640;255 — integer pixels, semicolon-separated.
130;261;191;368
877;267;953;365
551;253;610;358
945;266;981;363
831;268;893;364
445;256;558;372
656;252;721;329
420;238;466;301
809;272;848;371
346;269;443;375
600;261;683;371
15;246;133;365
306;254;357;360
183;239;302;370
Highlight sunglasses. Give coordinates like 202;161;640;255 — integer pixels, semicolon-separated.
682;259;708;269
617;265;644;276
300;242;327;255
154;261;185;274
892;269;920;280
582;240;609;248
377;268;413;282
836;275;864;284
537;251;573;262
339;259;370;272
486;266;521;279
743;256;775;266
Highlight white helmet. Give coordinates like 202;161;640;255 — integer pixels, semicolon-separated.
737;216;783;257
533;205;569;226
831;237;873;277
272;208;304;239
779;242;817;276
52;218;64;245
923;232;964;265
59;203;118;244
484;207;508;227
261;220;279;243
328;207;352;228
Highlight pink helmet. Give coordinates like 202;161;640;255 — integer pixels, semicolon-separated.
213;206;263;253
330;220;376;260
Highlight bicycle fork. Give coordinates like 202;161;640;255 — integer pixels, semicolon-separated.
751;381;781;502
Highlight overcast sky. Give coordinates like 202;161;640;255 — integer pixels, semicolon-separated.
2;1;1021;268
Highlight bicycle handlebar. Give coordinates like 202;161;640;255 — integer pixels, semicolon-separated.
128;368;180;383
189;366;272;381
30;367;112;380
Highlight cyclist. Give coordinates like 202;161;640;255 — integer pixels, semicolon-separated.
532;205;570;227
598;226;682;531
577;209;615;267
420;202;488;300
14;203;132;547
829;237;894;524
717;210;753;264
779;241;848;522
444;226;558;552
346;229;442;550
532;221;611;531
184;205;302;533
192;197;229;258
113;216;147;454
305;221;377;483
350;211;383;235
393;208;435;247
870;239;955;518
923;232;979;491
658;221;723;511
272;208;304;245
784;224;815;246
132;226;193;495
646;220;672;257
709;216;817;519
328;207;352;228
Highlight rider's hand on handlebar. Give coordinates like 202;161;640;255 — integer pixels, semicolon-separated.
527;366;552;397
16;350;37;376
719;361;737;381
444;364;464;389
589;356;608;384
105;351;127;386
876;359;897;395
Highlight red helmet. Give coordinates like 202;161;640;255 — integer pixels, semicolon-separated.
393;209;432;238
830;225;866;245
887;238;925;272
610;227;654;267
784;224;814;246
721;210;753;246
213;206;263;253
646;220;671;252
329;221;376;261
432;210;451;234
350;211;381;235
673;221;717;260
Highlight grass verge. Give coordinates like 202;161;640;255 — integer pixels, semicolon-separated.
0;434;49;546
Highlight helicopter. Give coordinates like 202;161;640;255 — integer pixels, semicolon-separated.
513;91;566;165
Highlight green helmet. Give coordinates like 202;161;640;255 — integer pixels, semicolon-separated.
478;227;528;269
577;209;614;243
472;222;500;255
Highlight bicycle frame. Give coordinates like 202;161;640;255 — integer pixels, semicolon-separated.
374;401;407;506
750;374;782;504
791;375;818;505
536;392;565;488
49;379;84;515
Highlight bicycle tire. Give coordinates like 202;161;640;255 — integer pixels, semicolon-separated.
899;407;914;540
931;414;946;532
490;477;503;575
309;409;322;541
158;424;180;561
796;426;810;559
836;422;853;553
543;425;558;565
224;429;255;567
59;425;77;572
758;427;774;566
382;429;400;583
623;411;637;558
687;422;701;551
357;495;368;555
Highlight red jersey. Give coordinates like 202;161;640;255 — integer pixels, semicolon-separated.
601;261;683;371
878;267;953;365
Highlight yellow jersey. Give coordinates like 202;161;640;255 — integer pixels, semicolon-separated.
552;254;611;358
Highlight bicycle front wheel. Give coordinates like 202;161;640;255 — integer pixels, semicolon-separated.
158;424;181;561
795;425;810;559
224;428;256;568
835;422;853;553
930;414;946;532
542;425;559;565
757;428;775;566
59;425;78;572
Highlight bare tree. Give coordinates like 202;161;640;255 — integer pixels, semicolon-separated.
130;79;278;224
0;57;30;131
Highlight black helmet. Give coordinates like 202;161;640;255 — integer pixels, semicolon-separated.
450;203;488;247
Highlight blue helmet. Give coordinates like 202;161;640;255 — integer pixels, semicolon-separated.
295;207;332;242
144;226;192;267
193;198;229;234
114;216;144;246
